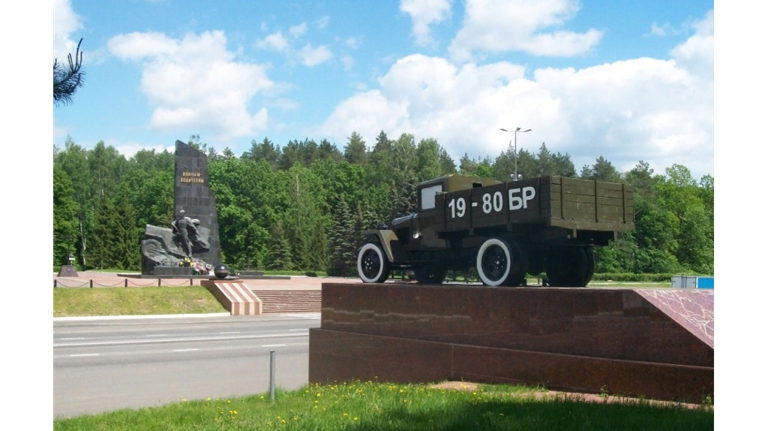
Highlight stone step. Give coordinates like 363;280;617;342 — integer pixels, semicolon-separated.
251;290;321;314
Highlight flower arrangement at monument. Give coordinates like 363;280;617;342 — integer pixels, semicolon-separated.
178;256;213;275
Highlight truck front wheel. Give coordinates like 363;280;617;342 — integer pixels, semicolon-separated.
357;242;391;283
476;237;525;287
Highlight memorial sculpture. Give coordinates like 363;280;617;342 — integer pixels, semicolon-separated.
140;211;213;274
140;140;222;275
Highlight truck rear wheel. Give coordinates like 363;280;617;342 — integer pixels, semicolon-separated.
413;265;447;284
357;242;391;283
476;237;525;287
545;246;594;287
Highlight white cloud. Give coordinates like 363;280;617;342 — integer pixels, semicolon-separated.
53;116;70;146
255;22;333;67
670;10;714;81
255;32;290;52
316;16;330;30
318;10;714;178
107;32;177;58
648;22;682;38
400;0;452;47
108;31;274;142
289;22;308;38
298;44;333;66
53;0;82;60
341;55;355;70
345;37;361;49
112;141;175;159
691;9;714;35
448;0;602;61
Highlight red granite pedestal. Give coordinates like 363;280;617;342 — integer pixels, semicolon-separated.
308;284;713;403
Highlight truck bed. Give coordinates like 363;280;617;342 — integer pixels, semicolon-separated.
434;176;634;234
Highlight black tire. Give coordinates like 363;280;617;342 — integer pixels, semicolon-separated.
357;242;391;283
545;246;593;287
413;265;447;284
476;237;525;287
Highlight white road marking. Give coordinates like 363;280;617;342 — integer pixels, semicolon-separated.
262;344;286;348
173;349;199;352
70;353;99;357
145;334;169;337
219;332;241;334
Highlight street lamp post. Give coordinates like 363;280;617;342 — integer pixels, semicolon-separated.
500;127;531;180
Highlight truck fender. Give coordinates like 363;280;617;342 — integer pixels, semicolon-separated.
362;229;398;263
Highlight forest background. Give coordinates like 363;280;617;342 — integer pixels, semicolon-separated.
52;132;714;277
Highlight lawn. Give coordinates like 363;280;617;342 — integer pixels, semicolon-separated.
53;381;713;430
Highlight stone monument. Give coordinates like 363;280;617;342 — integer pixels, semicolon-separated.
57;254;79;277
140;140;222;275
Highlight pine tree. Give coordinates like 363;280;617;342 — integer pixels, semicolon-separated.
329;196;355;275
266;220;293;270
344;132;368;164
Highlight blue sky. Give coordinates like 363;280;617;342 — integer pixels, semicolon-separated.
54;0;714;179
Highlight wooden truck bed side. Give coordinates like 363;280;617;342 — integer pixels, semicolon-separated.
434;176;634;234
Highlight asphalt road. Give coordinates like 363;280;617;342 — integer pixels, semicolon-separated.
53;313;320;418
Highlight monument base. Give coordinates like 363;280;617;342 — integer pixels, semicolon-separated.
57;265;79;277
309;283;714;403
152;266;195;277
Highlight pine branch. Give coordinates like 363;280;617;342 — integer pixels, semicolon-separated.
54;38;85;106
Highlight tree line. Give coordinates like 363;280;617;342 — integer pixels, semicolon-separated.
53;132;714;276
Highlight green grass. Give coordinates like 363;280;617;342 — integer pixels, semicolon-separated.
53;381;713;430
54;286;226;317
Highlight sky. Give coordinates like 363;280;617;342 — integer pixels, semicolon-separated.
54;0;714;179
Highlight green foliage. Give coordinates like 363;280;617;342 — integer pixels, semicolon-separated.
53;38;85;106
266;220;293;271
53;166;79;265
53;133;713;276
343;131;368;164
581;156;621;182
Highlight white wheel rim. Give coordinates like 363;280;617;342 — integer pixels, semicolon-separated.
476;238;511;287
358;243;384;283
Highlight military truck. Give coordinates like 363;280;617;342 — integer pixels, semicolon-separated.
357;175;634;287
